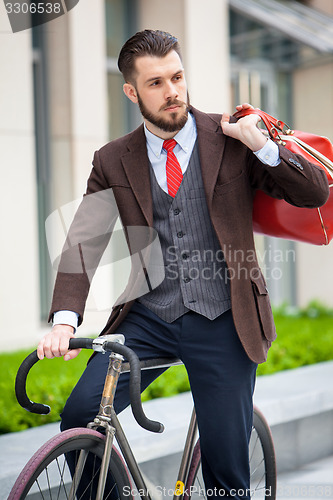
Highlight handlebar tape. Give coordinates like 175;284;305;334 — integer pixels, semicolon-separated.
15;338;164;433
15;339;93;415
15;350;50;414
101;341;164;433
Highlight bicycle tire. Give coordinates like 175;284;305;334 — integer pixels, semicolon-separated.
251;406;276;499
8;428;133;500
184;406;276;499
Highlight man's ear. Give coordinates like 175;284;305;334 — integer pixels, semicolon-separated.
123;83;138;104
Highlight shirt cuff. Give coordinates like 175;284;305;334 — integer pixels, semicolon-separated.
254;139;280;167
53;310;79;332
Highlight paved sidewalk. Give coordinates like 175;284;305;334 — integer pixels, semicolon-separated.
277;455;333;499
1;419;333;499
2;397;333;499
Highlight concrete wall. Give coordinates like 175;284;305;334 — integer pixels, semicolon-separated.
1;0;332;352
293;62;333;307
138;0;231;113
47;0;111;338
0;3;41;350
307;0;333;16
0;1;110;351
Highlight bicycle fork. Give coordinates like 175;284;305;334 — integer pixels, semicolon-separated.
68;350;123;500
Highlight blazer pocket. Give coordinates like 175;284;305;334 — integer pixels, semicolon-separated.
251;273;277;342
214;170;244;196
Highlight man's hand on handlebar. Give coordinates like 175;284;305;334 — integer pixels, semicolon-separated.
37;325;81;361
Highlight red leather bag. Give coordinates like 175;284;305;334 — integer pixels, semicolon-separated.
234;108;333;245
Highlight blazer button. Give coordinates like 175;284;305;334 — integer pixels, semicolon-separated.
177;231;184;238
174;208;180;215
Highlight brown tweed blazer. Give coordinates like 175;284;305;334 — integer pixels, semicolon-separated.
50;107;329;363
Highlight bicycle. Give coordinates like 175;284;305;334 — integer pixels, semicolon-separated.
8;335;276;500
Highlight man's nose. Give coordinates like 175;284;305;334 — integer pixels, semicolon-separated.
165;82;178;100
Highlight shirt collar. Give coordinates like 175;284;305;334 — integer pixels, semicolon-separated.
144;112;195;159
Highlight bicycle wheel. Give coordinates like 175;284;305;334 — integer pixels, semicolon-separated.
8;428;133;500
184;406;276;499
250;406;276;499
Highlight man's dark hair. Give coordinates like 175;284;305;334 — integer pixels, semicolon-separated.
118;29;182;84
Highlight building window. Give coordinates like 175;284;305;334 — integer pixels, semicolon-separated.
105;0;138;139
229;8;299;306
32;25;52;321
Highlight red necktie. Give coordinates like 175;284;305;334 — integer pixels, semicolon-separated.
163;139;183;197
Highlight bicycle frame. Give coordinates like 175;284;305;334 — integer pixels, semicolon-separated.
13;335;276;500
70;344;198;500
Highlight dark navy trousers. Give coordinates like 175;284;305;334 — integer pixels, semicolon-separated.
61;302;257;499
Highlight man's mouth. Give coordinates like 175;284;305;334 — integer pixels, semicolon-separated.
164;105;180;112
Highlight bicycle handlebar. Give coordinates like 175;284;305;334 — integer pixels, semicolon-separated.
15;337;164;434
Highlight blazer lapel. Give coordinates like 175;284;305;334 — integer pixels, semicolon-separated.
121;125;153;226
191;107;227;210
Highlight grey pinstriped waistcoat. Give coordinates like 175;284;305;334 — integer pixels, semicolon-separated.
138;141;231;322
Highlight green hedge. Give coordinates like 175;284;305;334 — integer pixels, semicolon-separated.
257;302;333;375
1;302;333;434
0;349;92;434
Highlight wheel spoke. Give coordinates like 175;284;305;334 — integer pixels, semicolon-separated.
249;431;260;462
105;482;119;500
9;431;131;500
36;477;47;500
55;456;69;500
45;468;53;499
252;471;266;492
251;456;265;477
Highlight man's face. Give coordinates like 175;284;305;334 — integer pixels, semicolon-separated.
124;50;189;137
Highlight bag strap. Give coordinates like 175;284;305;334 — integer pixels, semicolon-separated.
233;108;333;177
233;108;292;140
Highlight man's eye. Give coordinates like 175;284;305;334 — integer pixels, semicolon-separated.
151;80;160;86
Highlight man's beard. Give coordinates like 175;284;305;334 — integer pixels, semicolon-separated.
137;91;190;133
